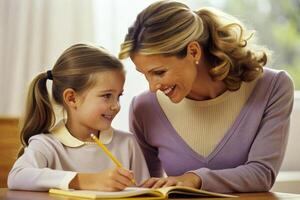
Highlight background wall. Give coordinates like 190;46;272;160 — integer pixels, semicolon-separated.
1;0;299;132
0;1;299;192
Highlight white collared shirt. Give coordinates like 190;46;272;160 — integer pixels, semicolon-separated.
7;121;150;191
51;120;113;147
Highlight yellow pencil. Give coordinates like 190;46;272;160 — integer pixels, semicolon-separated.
90;133;136;184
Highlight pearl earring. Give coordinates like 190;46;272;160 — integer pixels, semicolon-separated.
195;60;199;65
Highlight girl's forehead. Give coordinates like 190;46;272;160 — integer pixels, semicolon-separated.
91;70;125;88
93;70;124;79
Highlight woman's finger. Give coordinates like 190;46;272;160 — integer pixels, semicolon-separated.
141;177;160;188
176;181;183;186
162;179;178;187
152;178;167;189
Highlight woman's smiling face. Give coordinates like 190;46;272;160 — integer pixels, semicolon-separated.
131;53;198;103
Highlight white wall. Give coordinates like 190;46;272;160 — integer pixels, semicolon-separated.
92;0;156;132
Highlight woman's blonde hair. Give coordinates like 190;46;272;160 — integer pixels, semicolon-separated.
119;0;268;90
19;44;124;156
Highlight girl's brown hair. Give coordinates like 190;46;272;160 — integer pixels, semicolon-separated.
119;0;268;90
19;44;124;156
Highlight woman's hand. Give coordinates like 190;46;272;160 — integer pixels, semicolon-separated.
70;167;134;191
141;173;202;189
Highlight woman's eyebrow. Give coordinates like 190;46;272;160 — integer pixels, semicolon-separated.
136;65;164;74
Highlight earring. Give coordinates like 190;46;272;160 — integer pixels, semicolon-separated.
195;60;199;65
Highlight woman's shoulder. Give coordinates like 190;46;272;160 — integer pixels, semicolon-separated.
130;90;158;112
132;90;155;103
263;67;293;82
260;67;294;93
251;67;294;105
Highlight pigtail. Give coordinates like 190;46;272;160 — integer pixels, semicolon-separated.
18;72;55;157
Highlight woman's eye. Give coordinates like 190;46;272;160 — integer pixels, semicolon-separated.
154;70;166;76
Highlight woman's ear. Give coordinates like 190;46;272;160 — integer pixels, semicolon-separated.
63;88;79;109
187;41;202;63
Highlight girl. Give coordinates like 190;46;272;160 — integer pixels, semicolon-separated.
8;44;149;191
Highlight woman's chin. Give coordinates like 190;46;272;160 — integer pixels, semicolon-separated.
169;94;184;104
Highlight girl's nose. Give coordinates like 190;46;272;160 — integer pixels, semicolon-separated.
110;101;120;111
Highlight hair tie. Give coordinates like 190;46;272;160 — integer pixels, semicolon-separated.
46;70;53;80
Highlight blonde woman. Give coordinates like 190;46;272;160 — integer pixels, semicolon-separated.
119;0;294;193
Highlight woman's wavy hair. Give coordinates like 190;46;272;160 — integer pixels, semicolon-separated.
119;0;269;90
18;44;124;156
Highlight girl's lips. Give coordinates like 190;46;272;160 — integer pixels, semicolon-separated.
102;114;114;121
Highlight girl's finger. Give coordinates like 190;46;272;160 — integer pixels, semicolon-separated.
117;168;134;180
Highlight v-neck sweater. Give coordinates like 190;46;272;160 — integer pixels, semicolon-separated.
156;78;257;157
129;68;294;193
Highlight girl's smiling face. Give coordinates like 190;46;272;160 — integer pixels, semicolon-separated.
67;70;125;138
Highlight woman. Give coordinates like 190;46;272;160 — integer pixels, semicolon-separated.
119;0;294;193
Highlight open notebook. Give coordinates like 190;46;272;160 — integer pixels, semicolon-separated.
49;186;237;199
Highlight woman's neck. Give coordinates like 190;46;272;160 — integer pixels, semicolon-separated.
187;61;227;101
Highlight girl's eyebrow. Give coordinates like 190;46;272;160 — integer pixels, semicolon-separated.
98;89;124;93
97;89;114;93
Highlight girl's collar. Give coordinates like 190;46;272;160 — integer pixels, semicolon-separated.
50;120;114;147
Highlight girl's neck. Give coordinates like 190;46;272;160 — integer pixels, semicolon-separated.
187;60;227;101
65;118;98;142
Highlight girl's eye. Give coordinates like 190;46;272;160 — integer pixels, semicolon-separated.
154;70;166;76
102;94;112;99
118;93;123;101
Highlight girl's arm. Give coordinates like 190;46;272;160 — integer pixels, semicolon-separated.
69;168;133;191
8;137;133;191
7;146;76;191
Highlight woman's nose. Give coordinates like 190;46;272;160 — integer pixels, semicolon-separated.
149;82;162;92
148;77;161;92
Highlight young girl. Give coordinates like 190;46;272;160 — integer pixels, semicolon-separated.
8;44;150;191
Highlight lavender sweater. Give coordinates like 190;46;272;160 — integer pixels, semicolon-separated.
129;68;294;193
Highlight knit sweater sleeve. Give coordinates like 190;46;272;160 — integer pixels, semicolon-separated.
193;71;294;193
129;96;164;178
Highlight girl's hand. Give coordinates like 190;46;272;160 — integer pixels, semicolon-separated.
70;167;134;191
141;173;202;189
